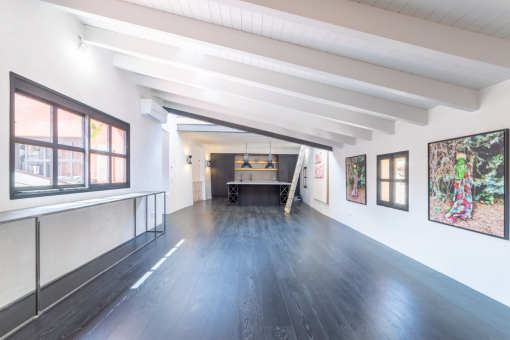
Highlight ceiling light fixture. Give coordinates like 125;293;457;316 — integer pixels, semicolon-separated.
241;143;252;169
265;141;275;169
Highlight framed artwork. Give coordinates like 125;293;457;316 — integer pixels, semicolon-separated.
313;150;329;203
428;129;509;239
346;155;366;205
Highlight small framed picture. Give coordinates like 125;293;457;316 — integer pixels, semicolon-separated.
346;155;366;205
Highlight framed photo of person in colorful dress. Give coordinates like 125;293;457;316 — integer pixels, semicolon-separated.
346;154;366;205
428;129;509;239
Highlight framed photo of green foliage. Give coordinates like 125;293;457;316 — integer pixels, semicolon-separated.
346;154;366;205
428;129;509;239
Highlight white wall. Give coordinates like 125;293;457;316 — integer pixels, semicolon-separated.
0;219;35;308
0;0;164;308
302;80;510;307
205;144;212;200
164;114;193;213
0;0;163;211
163;114;213;212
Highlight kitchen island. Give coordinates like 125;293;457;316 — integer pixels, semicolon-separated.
227;181;291;206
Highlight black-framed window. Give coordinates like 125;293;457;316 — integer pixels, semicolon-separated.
377;151;409;211
10;73;130;199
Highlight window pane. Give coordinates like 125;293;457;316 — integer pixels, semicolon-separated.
58;109;84;147
15;93;52;142
91;154;109;184
380;181;390;201
112;127;126;155
394;157;406;180
14;143;53;186
58;150;84;185
395;182;406;205
113;157;126;183
380;159;390;179
90;119;109;151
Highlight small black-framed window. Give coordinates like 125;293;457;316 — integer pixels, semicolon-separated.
303;166;307;188
377;151;409;211
10;73;130;199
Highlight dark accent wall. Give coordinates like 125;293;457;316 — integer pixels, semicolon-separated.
211;153;235;197
211;153;300;198
278;155;300;197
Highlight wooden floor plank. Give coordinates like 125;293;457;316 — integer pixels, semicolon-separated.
289;205;507;339
7;199;510;340
253;207;297;340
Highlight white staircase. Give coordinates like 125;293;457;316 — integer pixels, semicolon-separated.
285;145;307;214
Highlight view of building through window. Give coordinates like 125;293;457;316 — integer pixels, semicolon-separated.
11;79;129;197
58;108;84;148
90;119;109;151
58;150;84;185
14;93;52;142
14;143;53;187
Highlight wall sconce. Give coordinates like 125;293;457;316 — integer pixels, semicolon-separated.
186;155;192;164
78;35;88;52
206;160;211;167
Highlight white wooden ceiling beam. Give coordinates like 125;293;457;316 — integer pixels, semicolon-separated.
135;74;364;144
163;95;355;145
84;26;428;125
160;92;363;146
177;125;243;133
163;101;345;149
40;0;478;111
221;0;510;73
114;54;391;134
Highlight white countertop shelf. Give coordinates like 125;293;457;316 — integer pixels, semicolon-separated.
0;191;164;225
227;181;291;185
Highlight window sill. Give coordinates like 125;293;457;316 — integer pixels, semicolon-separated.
11;184;130;200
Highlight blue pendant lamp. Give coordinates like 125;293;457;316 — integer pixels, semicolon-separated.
241;143;252;168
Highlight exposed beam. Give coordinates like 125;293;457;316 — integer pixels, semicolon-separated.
84;26;428;125
161;92;361;145
115;53;393;134
165;97;353;145
237;0;510;73
177;125;243;133
165;106;339;151
41;0;479;110
180;133;277;140
136;74;362;144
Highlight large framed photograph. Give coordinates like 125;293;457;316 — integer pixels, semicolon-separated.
428;129;509;239
346;155;366;205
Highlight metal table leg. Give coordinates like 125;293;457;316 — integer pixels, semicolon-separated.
154;194;157;238
35;217;41;316
133;198;137;239
164;193;167;234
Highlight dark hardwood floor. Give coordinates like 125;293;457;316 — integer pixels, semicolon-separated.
8;198;510;340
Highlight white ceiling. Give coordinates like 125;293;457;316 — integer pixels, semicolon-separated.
40;0;510;150
351;0;510;39
115;0;510;91
76;13;439;109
